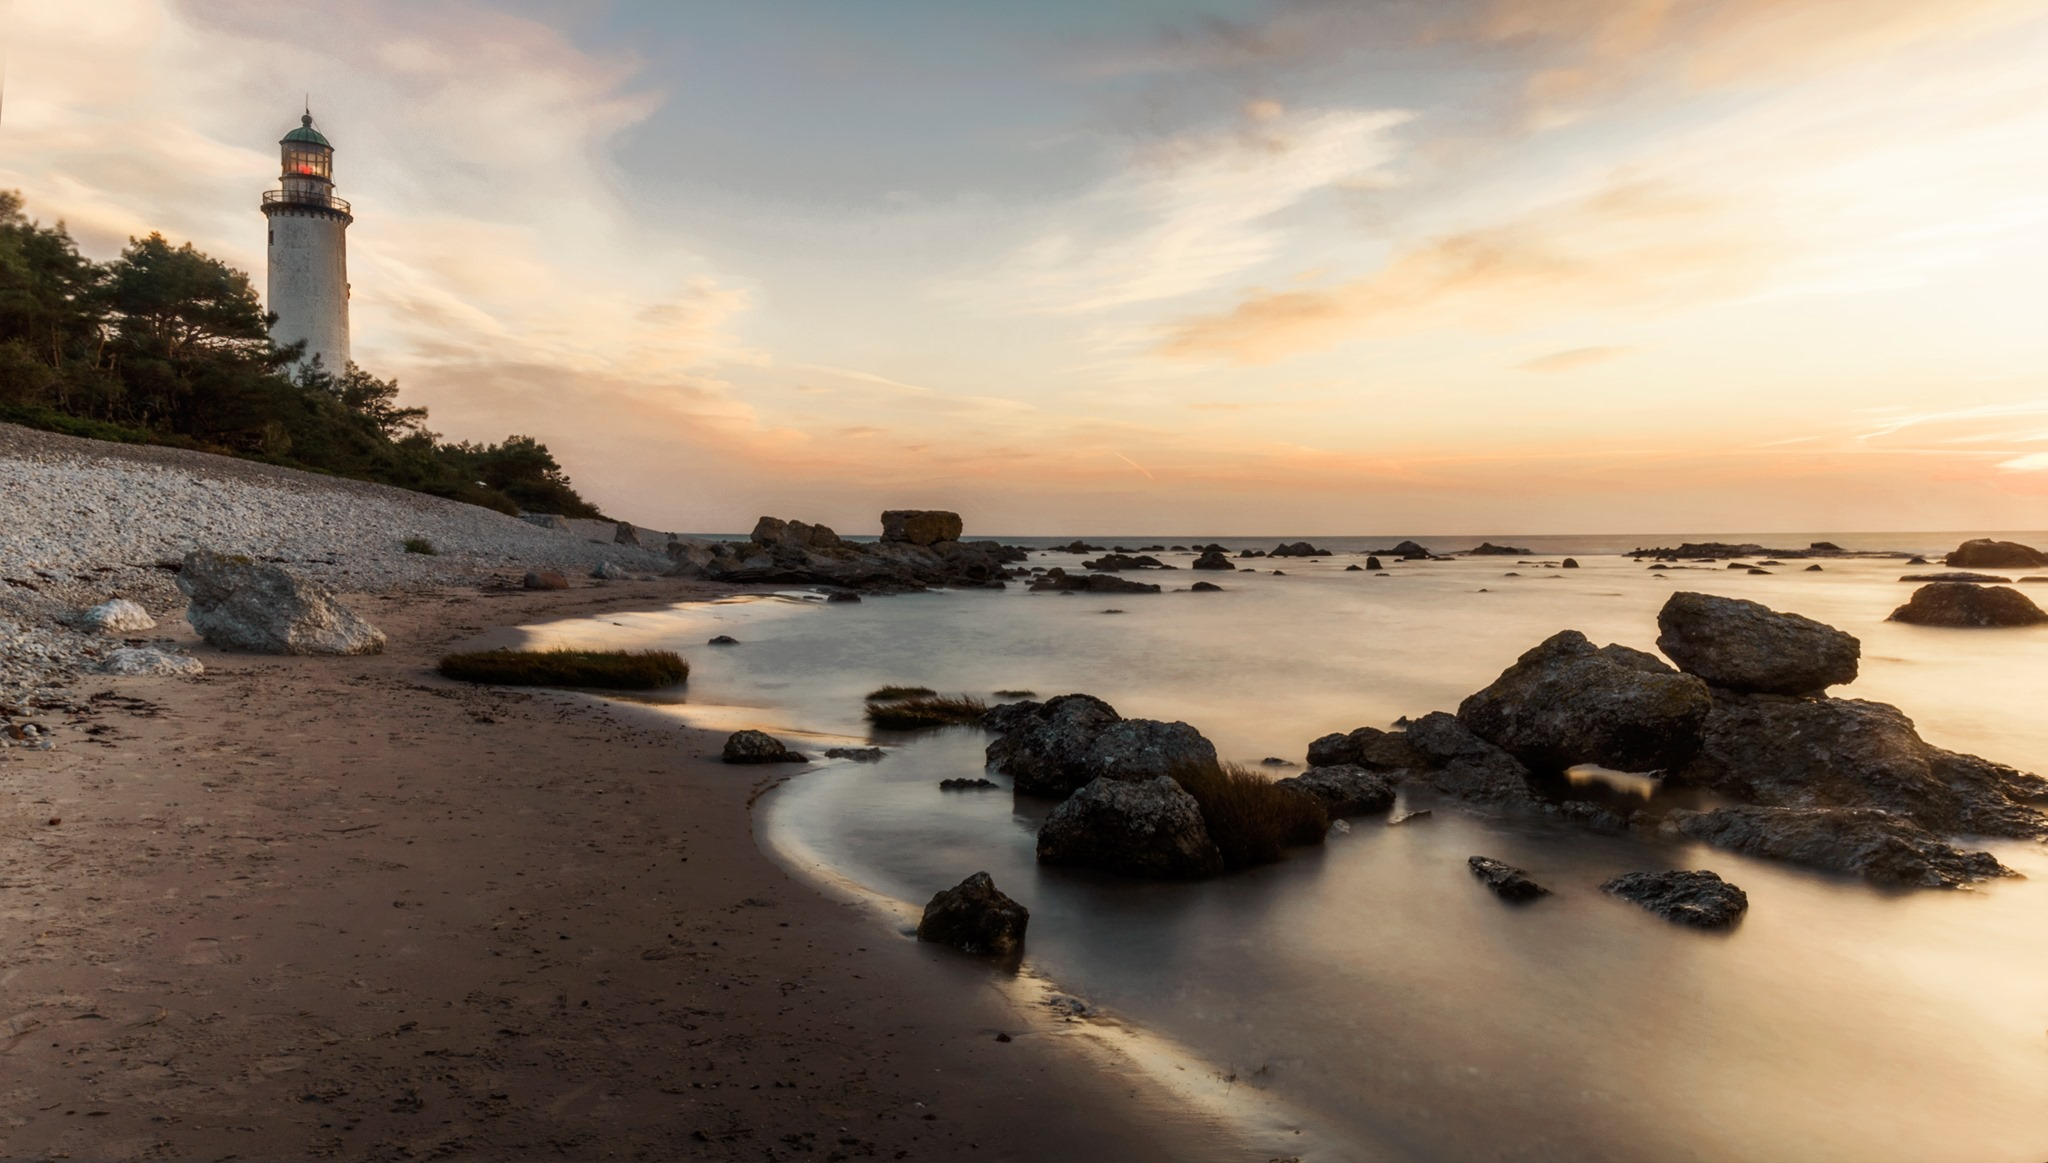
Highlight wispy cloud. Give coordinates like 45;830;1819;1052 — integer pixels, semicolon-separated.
1517;345;1630;373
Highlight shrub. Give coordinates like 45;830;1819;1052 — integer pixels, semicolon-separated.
865;684;936;701
865;694;987;730
1171;760;1328;870
438;648;688;689
993;689;1037;698
403;537;437;555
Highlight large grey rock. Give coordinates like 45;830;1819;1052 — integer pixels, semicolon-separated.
1602;870;1747;928
76;598;155;634
1944;538;2046;569
1888;583;2048;628
613;521;641;547
1035;776;1224;879
880;509;963;546
1676;693;2047;838
721;729;807;764
916;871;1029;955
1660;806;2011;888
1401;712;1537;804
102;647;203;677
1276;765;1396;816
985;694;1123;797
1082;719;1218;781
1654;591;1860;694
1456;630;1712;774
176;550;385;656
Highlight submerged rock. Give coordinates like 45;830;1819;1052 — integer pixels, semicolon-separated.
1456;630;1712;774
178;550;385;655
721;729;807;764
1274;765;1396;817
1654;591;1860;695
1602;870;1747;928
1660;806;2011;888
1888;583;2048;628
1468;856;1549;901
826;746;885;762
1036;776;1224;879
917;872;1029;955
1944;538;2046;569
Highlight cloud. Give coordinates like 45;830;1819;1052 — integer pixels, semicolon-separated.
1518;345;1630;373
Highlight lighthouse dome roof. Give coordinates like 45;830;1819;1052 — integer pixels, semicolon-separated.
281;114;331;148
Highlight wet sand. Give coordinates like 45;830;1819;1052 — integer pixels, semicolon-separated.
0;580;1239;1161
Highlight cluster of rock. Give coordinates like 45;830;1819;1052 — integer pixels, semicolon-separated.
1463;542;1532;556
1027;568;1161;595
1368;540;1434;560
1303;591;2045;888
1629;541;1850;561
1081;554;1173;571
667;511;1028;593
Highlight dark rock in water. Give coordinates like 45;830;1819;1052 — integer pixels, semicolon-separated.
1468;856;1549;901
1899;572;2012;583
1602;870;1747;928
523;569;570;591
1190;581;1224;592
1675;692;2048;838
1660;806;2011;888
1888;583;2048;627
825;591;862;603
1269;541;1330;557
1562;558;1580;569
1944;538;2047;569
917;871;1029;955
1275;765;1396;817
1083;553;1173;571
1365;556;1384;571
2025;577;2048;584
980;698;1045;736
1306;725;1426;771
1191;550;1235;570
723;729;806;764
1036;776;1224;879
1456;630;1712;774
1271;570;1286;576
1345;564;1363;571
1028;572;1162;595
1466;542;1532;556
1647;564;1670;570
881;509;964;546
826;746;885;762
1557;799;1629;831
1502;572;1522;577
1725;562;1750;570
1084;718;1219;782
1401;712;1538;804
708;634;739;645
940;777;998;790
1746;568;1771;575
1805;564;1823;572
1654;591;1860;695
986;694;1121;796
1261;756;1292;766
1906;555;1928;565
1369;540;1430;559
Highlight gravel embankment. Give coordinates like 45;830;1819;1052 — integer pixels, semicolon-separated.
0;422;680;714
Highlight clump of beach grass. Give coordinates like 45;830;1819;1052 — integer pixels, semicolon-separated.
1171;760;1328;870
438;648;689;689
864;694;987;730
403;537;438;555
865;684;937;701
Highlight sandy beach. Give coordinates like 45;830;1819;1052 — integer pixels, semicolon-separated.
1;575;1250;1161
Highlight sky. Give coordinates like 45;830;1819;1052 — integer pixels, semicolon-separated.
4;0;2048;536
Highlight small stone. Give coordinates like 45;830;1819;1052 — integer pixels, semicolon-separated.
722;729;806;764
916;871;1028;955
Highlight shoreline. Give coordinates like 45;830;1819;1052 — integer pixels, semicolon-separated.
0;578;1248;1161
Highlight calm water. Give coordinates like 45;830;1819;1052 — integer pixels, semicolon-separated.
520;537;2048;1163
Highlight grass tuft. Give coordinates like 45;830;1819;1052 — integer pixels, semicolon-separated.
438;648;689;689
865;684;936;701
864;694;987;730
403;537;438;555
1170;760;1328;870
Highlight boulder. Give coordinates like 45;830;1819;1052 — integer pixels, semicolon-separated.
979;698;1045;737
523;570;570;590
1660;806;2011;888
1191;550;1234;570
1465;542;1531;556
1561;558;1579;569
1189;581;1223;592
1082;719;1218;782
1083;554;1171;571
1601;870;1747;928
753;516;844;550
708;634;739;645
986;694;1124;797
1944;538;2046;569
177;550;386;656
1653;591;1860;695
1400;712;1537;804
1372;540;1430;559
721;729;807;764
77;598;155;634
1364;556;1383;571
1275;765;1395;816
1468;856;1549;901
1027;572;1161;595
1456;630;1712;774
1035;776;1224;879
614;521;641;547
1888;583;2048;628
1676;692;2047;838
1305;725;1425;771
880;510;964;546
101;647;203;677
916;871;1029;955
1269;542;1330;557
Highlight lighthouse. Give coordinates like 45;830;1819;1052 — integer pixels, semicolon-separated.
261;110;352;372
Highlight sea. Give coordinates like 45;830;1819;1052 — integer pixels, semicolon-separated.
507;532;2048;1162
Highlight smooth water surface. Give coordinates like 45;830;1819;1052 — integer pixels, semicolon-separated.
526;541;2048;1162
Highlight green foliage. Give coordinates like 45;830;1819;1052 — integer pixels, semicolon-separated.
1171;761;1328;871
438;648;689;689
402;537;437;555
865;684;936;701
0;190;601;517
864;695;988;729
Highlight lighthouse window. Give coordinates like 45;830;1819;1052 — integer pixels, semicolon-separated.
285;144;330;180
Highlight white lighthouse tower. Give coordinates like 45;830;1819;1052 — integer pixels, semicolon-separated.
261;110;351;371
